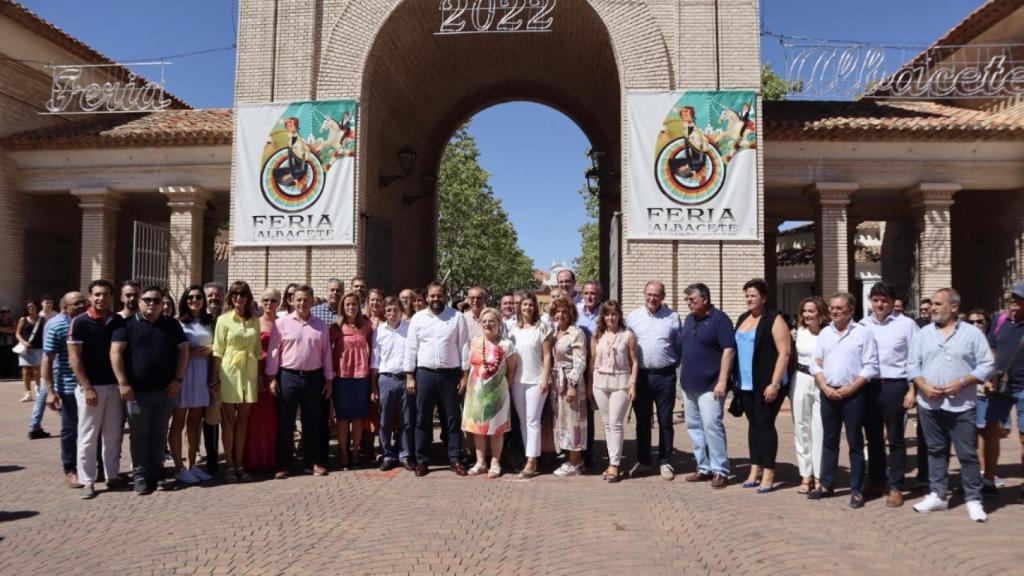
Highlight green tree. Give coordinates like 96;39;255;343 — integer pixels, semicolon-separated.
761;63;803;101
573;184;600;284
437;125;537;302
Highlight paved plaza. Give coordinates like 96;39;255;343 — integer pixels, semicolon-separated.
1;380;1021;575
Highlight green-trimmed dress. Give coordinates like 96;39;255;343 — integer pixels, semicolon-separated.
462;337;517;436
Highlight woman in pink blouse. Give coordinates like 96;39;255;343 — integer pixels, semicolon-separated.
330;292;374;469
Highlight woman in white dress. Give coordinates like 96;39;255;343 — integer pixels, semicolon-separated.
791;296;829;494
508;293;552;479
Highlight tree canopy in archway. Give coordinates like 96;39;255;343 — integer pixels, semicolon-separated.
437;125;537;302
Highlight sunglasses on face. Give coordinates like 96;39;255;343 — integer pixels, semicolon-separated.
187;294;203;301
141;297;161;304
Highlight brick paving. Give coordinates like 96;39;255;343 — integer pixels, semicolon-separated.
1;380;1021;575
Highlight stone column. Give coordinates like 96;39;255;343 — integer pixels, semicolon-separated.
808;183;857;299
161;186;211;300
906;183;959;303
72;188;121;292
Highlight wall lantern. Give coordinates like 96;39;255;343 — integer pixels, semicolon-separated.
379;145;418;187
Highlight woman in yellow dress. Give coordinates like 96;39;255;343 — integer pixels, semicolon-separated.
212;281;261;482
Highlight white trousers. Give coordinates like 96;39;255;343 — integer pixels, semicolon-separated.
594;386;630;466
76;385;123;484
511;382;548;458
791;371;823;479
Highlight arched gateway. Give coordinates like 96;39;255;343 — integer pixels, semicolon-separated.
230;0;763;314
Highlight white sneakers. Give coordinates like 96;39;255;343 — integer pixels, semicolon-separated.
175;468;199;484
20;392;32;403
660;464;675;481
913;492;987;522
913;492;949;513
965;500;988;523
553;462;582;477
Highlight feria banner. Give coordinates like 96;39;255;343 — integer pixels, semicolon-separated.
627;90;757;240
234;100;357;246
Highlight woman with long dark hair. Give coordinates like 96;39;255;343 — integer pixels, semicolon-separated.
734;279;791;493
15;299;44;403
170;285;214;483
330;292;374;468
212;281;261;482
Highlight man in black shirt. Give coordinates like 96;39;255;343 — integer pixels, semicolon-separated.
111;286;188;495
985;281;1024;502
68;279;125;499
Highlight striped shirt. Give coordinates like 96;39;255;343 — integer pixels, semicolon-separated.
42;313;77;394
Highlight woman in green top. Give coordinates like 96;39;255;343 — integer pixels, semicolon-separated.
212;281;261;482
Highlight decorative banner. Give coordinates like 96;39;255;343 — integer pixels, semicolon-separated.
234;100;357;246
627;90;757;240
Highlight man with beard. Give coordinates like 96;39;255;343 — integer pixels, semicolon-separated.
404;282;470;477
118;280;141;320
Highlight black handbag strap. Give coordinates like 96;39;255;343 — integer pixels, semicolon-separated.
1003;330;1024;375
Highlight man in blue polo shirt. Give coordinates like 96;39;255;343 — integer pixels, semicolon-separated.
111;285;189;495
41;291;88;487
69;279;125;499
680;282;735;488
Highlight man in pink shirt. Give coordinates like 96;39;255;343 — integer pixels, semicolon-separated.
267;284;335;478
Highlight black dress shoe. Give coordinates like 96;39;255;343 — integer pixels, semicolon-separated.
401;459;416;471
379;459;396;472
450;462;467;476
807;487;835;500
849;492;865;509
414;464;429;477
28;428;51;439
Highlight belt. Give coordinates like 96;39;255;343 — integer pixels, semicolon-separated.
281;367;323;377
796;363;811;375
642;365;677;375
418;366;461;373
871;378;908;384
379;371;406;379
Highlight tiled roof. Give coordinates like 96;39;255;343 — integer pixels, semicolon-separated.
905;0;1024;67
764;99;1024;141
1;1;190;110
0;108;233;149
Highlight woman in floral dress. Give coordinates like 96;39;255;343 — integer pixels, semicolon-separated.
463;308;518;478
549;298;589;477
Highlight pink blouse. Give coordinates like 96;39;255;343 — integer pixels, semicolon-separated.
330;322;372;379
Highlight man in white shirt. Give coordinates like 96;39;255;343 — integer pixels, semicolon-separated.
404;282;470;477
500;292;517;333
372;296;410;471
808;292;879;509
859;282;919;507
464;286;489;340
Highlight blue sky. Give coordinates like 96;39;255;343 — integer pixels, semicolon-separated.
22;0;981;271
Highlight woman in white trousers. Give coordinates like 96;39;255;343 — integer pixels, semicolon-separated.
508;293;552;479
791;296;828;493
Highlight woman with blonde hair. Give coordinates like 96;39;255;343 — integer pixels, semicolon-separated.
462;308;518;478
508;293;552;478
791;295;829;494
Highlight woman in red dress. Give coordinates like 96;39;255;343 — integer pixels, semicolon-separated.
244;287;280;473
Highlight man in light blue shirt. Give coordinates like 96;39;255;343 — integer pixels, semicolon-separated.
808;292;879;508
627;280;685;480
908;288;993;522
859;282;919;506
575;280;602;469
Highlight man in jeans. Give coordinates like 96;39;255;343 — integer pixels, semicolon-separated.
679;282;735;488
909;288;993;522
68;280;125;499
984;280;1024;502
809;292;879;509
41;291;88;487
859;282;919;507
110;286;189;495
626;280;684;480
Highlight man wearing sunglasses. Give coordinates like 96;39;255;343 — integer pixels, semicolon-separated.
110;286;189;495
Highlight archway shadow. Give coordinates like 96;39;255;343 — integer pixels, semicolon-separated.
0;465;25;474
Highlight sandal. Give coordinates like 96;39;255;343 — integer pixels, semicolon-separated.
238;467;253;482
224;467;238;483
741;479;760;488
798;478;813;494
468;462;488;476
487;460;502;479
516;468;539;479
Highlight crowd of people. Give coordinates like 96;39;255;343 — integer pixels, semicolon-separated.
10;270;1024;523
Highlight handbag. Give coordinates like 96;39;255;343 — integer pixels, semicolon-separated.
727;392;743;417
992;333;1024;396
13;316;42;355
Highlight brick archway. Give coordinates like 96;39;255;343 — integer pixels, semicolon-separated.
312;0;673;292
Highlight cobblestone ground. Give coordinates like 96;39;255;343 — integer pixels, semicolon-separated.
1;379;1021;575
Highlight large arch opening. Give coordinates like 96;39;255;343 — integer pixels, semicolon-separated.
359;0;621;294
